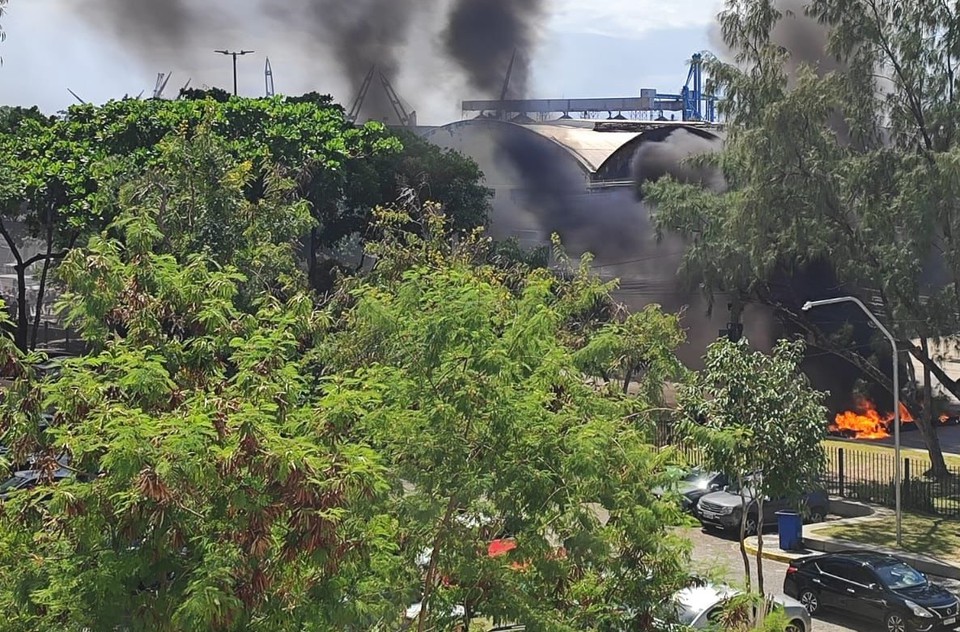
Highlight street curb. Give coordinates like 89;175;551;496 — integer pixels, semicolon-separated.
742;539;797;564
741;499;960;580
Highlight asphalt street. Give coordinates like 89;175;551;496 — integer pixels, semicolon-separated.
684;525;960;632
872;424;960;454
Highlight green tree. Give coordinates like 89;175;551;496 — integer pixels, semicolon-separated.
575;305;689;397
677;339;826;605
646;0;960;477
0;114;94;351
0;204;399;631
321;205;693;630
0;167;691;629
0;96;491;351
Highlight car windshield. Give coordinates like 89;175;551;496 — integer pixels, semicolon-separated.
723;481;757;496
681;469;707;483
876;562;927;590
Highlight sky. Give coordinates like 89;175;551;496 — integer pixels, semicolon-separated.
0;0;717;124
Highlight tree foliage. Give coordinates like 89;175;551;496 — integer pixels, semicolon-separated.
677;338;826;604
0;94;491;352
0;206;394;631
646;0;960;475
322;206;694;630
0;156;692;629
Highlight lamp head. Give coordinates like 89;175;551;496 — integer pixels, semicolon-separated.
802;301;813;311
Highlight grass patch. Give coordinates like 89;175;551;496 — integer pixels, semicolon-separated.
819;512;960;561
825;439;960;469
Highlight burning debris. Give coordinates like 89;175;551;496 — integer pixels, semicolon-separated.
831;398;914;440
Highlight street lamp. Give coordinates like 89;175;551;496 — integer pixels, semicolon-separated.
802;296;902;547
214;49;255;96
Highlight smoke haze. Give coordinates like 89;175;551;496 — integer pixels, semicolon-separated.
444;0;546;98
74;0;545;118
84;0;218;53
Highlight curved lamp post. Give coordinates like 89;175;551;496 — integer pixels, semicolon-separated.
802;297;902;547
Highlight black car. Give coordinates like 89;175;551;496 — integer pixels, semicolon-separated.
784;551;960;632
0;465;74;500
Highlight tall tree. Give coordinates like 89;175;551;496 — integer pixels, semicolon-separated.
646;0;960;476
677;339;827;609
0;96;491;351
0;159;692;629
320;205;693;630
0;205;395;631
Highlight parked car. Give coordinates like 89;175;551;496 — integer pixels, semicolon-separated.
784;551;960;631
696;482;828;536
671;583;811;631
484;582;811;631
654;467;729;513
0;465;73;500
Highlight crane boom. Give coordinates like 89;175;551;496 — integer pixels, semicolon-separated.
347;66;376;123
378;71;413;127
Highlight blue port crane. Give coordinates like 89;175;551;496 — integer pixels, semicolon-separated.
655;53;719;122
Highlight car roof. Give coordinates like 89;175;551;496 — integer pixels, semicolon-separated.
819;550;902;567
674;584;740;611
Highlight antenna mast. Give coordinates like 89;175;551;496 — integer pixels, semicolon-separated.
265;58;275;97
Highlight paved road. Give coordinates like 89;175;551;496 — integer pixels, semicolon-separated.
685;525;882;632
872;424;960;454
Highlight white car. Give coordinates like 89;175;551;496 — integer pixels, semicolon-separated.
672;584;812;631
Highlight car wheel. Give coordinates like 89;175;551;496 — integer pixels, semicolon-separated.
744;515;759;536
785;620;805;632
798;588;819;615
807;507;826;524
885;611;907;632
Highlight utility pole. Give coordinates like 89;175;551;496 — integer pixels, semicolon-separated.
214;49;254;96
804;297;902;547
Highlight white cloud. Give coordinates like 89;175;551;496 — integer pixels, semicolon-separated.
546;0;720;39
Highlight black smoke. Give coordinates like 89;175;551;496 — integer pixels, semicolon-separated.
631;126;726;198
282;0;422;122
83;0;211;53
488;120;774;367
443;0;546;99
75;0;546;117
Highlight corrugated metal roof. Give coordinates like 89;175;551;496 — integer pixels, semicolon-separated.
517;123;641;174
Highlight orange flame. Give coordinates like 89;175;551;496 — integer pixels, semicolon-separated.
831;398;914;439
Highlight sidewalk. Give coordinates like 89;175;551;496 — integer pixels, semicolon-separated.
742;499;960;583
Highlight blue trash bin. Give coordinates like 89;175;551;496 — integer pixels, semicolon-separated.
776;511;803;551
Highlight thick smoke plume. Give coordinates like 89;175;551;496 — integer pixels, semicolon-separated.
84;0;210;53
75;0;545;117
283;0;422;121
444;0;546;99
631;127;726;198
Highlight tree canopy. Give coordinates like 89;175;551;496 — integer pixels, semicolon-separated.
676;338;826;601
0;134;694;629
646;0;960;475
0;94;491;351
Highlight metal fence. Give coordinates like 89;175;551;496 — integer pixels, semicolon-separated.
657;427;960;519
823;443;960;519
